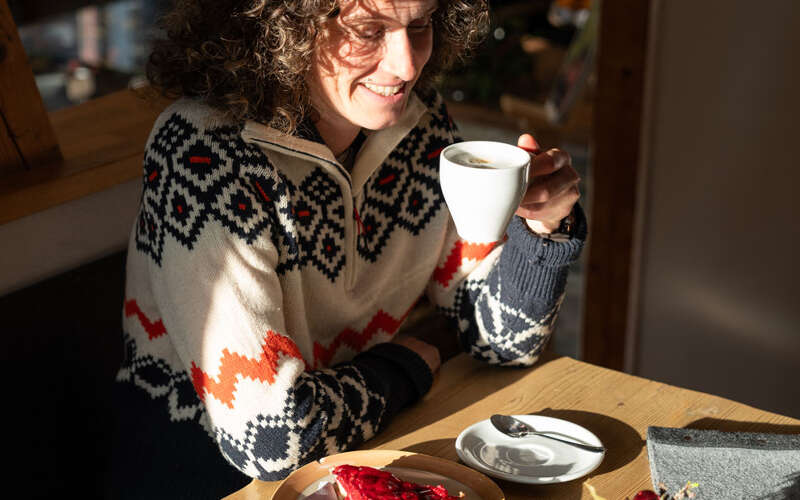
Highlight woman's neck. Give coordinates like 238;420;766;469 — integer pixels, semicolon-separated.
314;116;361;157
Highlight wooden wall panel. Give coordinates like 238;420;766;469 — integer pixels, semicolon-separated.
581;0;651;370
0;0;61;175
0;114;23;171
0;89;171;224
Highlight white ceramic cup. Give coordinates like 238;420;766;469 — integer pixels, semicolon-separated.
439;141;531;242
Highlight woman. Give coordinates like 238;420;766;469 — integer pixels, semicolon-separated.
110;0;585;497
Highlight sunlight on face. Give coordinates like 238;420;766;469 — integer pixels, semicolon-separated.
308;0;438;146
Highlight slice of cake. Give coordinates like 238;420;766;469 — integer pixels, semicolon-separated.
331;464;462;500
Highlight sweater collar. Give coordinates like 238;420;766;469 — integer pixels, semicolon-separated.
350;93;427;193
240;93;428;190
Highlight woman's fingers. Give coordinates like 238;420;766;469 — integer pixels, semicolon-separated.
517;133;541;154
517;184;580;223
522;161;580;205
514;139;580;230
529;148;571;178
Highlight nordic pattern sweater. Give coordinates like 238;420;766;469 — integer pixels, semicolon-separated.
109;90;587;498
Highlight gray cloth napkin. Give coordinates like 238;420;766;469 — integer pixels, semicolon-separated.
646;426;800;499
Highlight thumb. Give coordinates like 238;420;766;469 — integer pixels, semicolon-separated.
517;133;541;154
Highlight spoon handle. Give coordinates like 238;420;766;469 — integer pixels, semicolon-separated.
528;432;605;453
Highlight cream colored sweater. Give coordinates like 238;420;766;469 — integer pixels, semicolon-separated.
111;90;586;497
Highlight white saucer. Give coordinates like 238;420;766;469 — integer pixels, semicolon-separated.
455;415;605;484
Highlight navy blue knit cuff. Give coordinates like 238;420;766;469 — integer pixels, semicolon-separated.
350;343;433;423
507;203;587;265
364;342;433;399
501;203;587;299
350;353;413;423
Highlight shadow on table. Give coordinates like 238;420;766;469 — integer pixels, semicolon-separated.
501;409;643;499
400;438;584;498
401;438;460;460
684;418;800;435
368;352;563;449
401;410;642;499
535;409;644;474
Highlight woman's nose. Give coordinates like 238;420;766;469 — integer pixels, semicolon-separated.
379;29;418;81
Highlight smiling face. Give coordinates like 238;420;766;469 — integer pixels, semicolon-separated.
308;0;438;152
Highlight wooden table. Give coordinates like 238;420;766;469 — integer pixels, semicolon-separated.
226;352;800;499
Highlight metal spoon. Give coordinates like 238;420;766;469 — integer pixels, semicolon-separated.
490;414;606;453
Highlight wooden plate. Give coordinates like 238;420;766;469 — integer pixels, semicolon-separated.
272;450;505;500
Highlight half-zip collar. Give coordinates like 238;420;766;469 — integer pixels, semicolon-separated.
349;94;427;194
240;120;351;181
240;93;427;191
239;93;429;291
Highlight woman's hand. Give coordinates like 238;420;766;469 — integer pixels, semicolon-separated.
515;134;581;234
393;335;441;374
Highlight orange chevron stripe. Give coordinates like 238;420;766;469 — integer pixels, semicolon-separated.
312;308;411;369
124;299;167;340
191;330;304;408
432;240;498;288
126;298;415;406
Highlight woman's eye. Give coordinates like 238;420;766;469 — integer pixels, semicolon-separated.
352;25;384;40
408;16;433;32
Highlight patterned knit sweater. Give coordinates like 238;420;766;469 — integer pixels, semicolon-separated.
109;91;587;498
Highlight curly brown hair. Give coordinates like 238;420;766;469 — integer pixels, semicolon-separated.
146;0;489;134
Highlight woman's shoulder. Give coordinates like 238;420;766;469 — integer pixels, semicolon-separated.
149;98;240;138
141;96;280;194
144;98;271;172
135;98;284;264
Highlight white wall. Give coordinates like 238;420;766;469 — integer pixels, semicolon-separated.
634;1;800;417
0;179;140;296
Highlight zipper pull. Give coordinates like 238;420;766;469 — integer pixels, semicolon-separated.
353;207;364;235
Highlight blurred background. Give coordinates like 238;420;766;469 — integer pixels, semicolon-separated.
3;0;799;497
8;0;167;108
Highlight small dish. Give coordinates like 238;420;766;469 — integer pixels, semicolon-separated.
455;415;604;484
272;449;505;500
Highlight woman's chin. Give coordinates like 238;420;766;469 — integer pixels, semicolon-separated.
351;88;411;130
359;116;400;132
354;106;408;131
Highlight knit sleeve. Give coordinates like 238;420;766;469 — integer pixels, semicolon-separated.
426;207;586;366
423;96;587;366
132;107;425;481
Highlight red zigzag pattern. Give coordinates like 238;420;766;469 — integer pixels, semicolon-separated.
124;298;410;406
124;299;167;340
432;240;498;288
311;308;409;369
190;330;304;408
